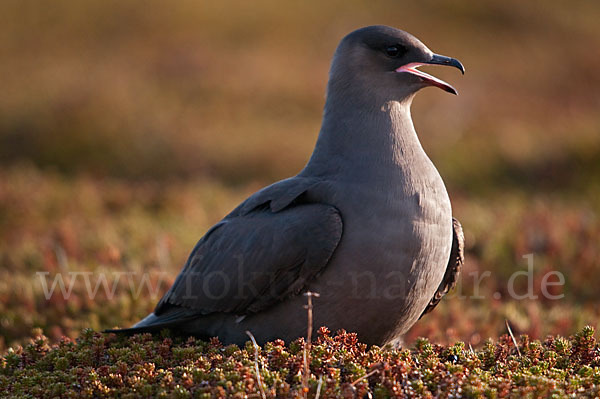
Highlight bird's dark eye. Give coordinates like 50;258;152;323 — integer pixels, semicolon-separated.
385;45;406;58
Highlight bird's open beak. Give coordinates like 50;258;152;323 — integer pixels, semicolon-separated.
396;54;465;95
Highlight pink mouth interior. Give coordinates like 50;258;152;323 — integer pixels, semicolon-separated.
395;62;455;92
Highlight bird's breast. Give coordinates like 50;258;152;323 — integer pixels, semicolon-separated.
307;162;453;341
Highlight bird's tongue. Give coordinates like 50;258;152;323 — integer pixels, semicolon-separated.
396;63;457;95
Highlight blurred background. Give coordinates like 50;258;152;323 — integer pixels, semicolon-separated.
1;0;599;351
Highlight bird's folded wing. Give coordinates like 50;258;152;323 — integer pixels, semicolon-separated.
155;180;342;316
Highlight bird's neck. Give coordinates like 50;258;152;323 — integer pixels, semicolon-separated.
302;92;429;179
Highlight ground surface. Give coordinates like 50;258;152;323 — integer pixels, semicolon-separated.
2;327;600;398
0;0;599;366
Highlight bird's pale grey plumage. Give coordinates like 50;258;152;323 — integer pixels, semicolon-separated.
107;25;465;345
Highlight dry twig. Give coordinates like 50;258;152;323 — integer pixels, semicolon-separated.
314;375;323;399
246;330;267;399
351;369;379;386
505;319;522;357
303;291;320;399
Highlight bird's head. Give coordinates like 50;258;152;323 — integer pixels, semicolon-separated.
329;25;464;100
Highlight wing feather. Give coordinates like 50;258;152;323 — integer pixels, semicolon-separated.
155;191;342;317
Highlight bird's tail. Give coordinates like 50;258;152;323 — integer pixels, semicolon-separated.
104;309;199;335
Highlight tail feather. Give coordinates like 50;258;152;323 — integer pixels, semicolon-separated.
104;309;199;335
